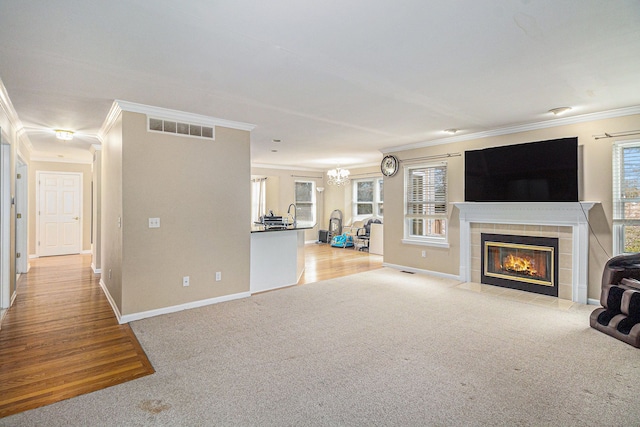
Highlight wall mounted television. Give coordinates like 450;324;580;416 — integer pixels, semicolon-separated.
464;137;579;202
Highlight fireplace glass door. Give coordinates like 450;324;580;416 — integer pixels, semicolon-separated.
481;233;559;297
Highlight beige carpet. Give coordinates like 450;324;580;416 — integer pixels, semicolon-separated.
3;268;640;426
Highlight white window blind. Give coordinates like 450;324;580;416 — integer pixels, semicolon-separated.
613;140;640;254
405;163;447;242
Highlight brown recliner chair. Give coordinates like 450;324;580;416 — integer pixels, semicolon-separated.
590;252;640;348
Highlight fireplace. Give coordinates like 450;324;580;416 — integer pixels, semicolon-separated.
481;233;559;297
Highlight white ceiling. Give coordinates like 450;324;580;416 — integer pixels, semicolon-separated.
1;1;639;169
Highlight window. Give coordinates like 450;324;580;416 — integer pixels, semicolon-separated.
403;163;448;247
613;141;640;254
295;181;316;227
353;178;384;219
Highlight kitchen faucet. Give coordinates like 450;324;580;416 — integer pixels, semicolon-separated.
287;203;297;228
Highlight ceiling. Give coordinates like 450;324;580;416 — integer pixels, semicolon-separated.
1;1;639;169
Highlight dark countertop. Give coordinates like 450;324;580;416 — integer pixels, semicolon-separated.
251;225;313;233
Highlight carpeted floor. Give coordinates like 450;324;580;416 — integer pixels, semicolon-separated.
3;268;640;426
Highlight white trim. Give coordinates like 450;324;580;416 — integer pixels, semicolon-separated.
128;293;249;324
120;99;255;130
81;249;92;254
588;298;600;306
251;163;325;172
401;238;450;248
381;105;640;154
91;263;101;274
452;202;598;304
29;254;38;259
99;278;122;321
383;262;461;281
97;100;123;142
0;144;10;310
29;156;92;165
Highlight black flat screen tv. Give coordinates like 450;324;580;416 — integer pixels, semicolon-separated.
464;137;579;202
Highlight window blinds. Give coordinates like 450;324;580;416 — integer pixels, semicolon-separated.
613;142;640;221
406;164;447;219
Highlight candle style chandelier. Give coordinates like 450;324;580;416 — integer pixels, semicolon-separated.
327;167;350;186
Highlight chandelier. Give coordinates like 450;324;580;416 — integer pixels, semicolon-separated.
327;167;350;186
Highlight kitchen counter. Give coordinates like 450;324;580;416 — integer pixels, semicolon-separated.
251;225;313;233
250;227;309;293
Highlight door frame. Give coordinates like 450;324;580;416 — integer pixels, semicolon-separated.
35;171;83;257
1;141;10;310
15;156;27;273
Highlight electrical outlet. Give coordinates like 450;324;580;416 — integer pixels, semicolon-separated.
215;272;221;281
149;217;160;228
421;250;427;258
183;276;190;287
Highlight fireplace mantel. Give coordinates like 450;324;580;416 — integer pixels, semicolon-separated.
452;202;598;304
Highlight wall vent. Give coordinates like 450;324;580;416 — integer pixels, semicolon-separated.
148;117;215;140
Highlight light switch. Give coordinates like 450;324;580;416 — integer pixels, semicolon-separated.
149;218;160;228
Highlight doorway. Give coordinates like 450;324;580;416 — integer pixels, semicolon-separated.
36;171;82;257
15;157;27;273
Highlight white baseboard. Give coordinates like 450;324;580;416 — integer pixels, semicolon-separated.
29;254;38;259
81;249;92;254
91;263;102;274
383;263;601;306
98;278;251;324
99;278;123;322
383;262;461;281
120;292;251;324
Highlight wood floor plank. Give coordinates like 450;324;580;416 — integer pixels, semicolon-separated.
0;254;155;418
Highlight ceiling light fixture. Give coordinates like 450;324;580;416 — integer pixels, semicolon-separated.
444;128;458;134
548;107;572;116
55;129;74;140
327;167;350;186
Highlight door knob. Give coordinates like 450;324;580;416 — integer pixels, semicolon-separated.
74;217;79;220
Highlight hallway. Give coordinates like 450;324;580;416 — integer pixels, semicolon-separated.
0;255;154;418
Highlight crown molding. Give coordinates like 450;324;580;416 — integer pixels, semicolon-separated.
98;100;255;143
0;78;35;153
118;99;255;131
97;100;123;143
30;156;93;165
381;105;640;154
251;163;325;172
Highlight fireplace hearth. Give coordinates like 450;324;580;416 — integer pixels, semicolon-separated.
481;233;559;297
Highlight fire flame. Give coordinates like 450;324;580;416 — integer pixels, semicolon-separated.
501;254;537;276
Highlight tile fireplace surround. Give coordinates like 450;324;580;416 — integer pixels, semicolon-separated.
453;202;597;304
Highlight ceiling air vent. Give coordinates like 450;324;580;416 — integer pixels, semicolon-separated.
149;117;214;140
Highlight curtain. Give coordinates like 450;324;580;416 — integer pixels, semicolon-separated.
251;178;267;224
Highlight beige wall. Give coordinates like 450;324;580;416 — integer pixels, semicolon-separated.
108;111;251;316
383;114;640;300
91;148;102;272
101;114;124;310
27;161;92;256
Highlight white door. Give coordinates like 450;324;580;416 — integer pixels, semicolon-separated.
38;172;81;257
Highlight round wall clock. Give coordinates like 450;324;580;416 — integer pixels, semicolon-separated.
381;155;399;177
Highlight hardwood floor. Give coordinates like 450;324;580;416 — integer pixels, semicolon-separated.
0;244;380;418
299;242;383;284
0;255;154;418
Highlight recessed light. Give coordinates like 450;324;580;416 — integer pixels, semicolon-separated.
444;129;458;134
271;149;278;153
55;129;74;140
272;139;282;143
548;107;572;115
